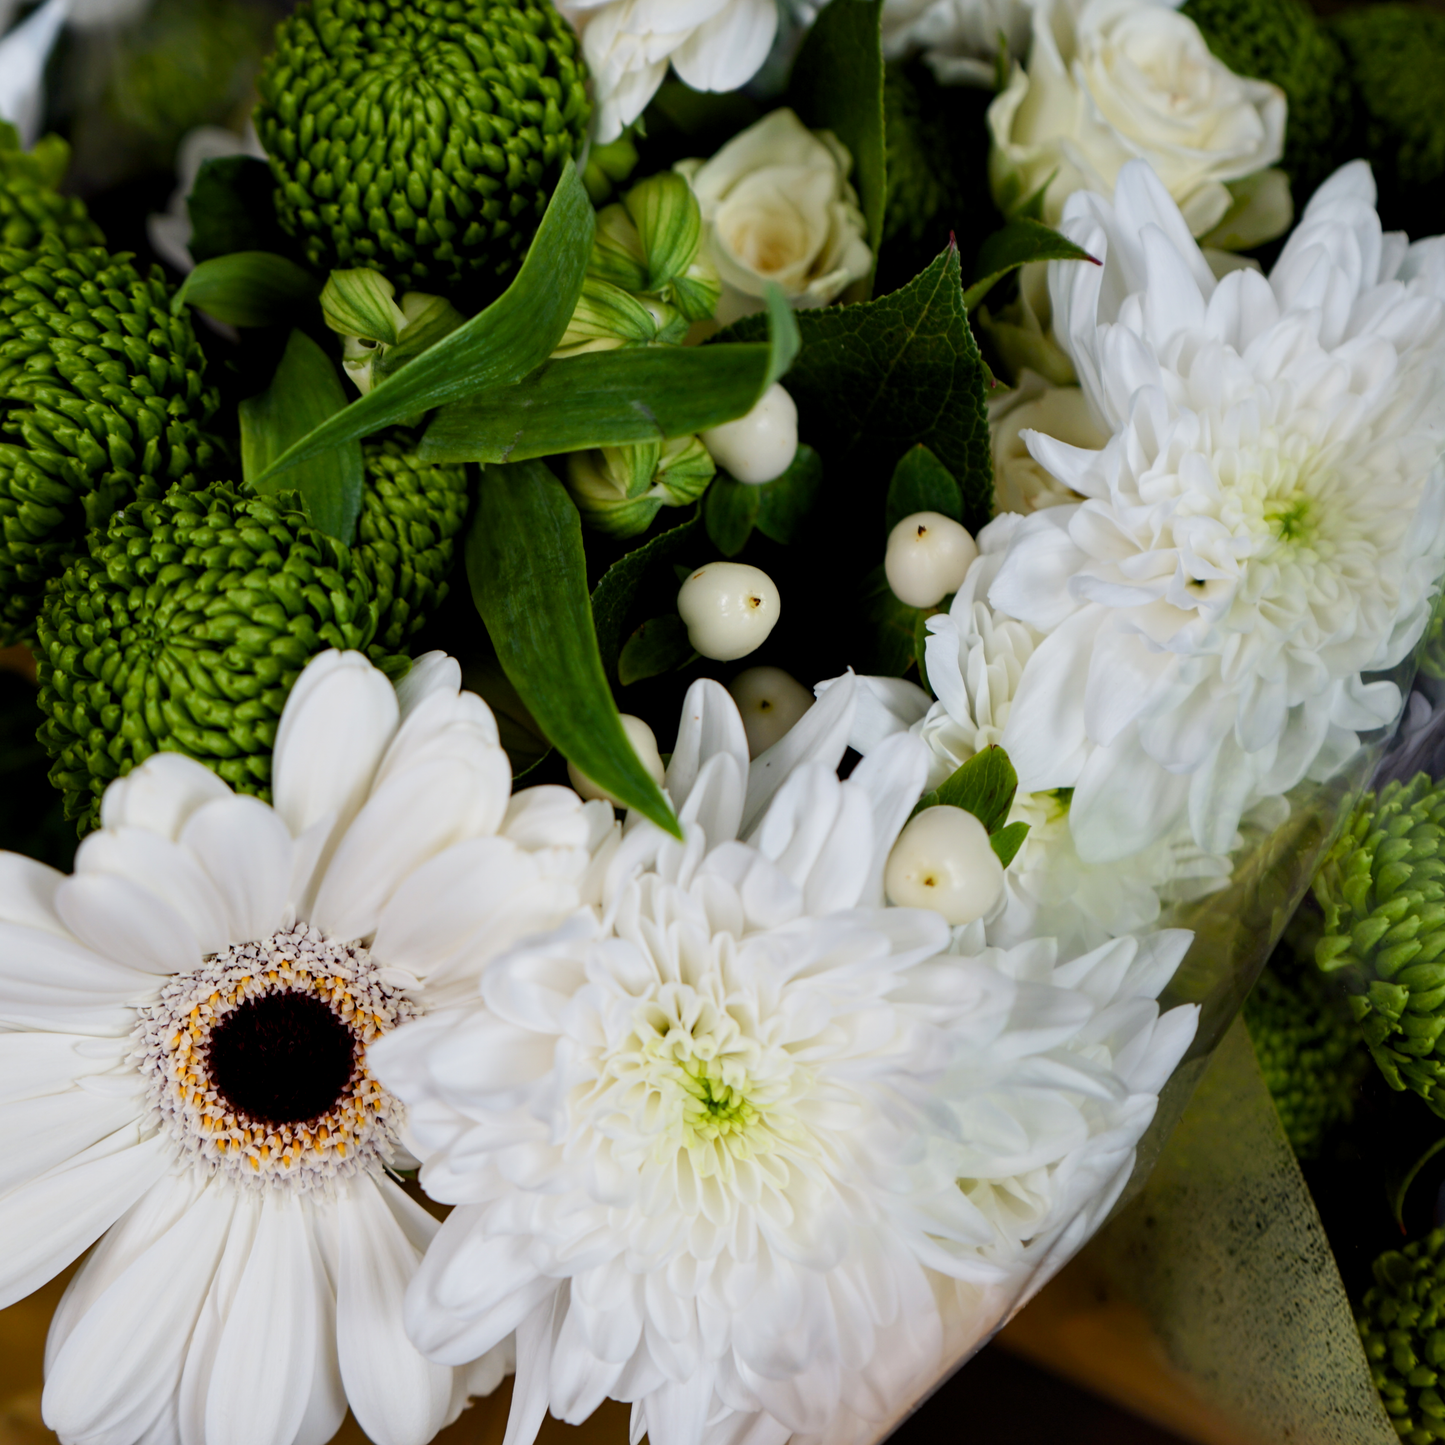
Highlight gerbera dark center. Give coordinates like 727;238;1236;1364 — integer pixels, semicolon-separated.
207;991;356;1127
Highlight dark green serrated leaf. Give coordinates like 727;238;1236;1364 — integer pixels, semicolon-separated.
172;251;321;328
618;614;695;685
854;564;919;676
420;286;799;465
962;216;1097;310
187;155;291;264
936;745;1018;833
704;477;760;557
468;461;680;836
991;820;1030;867
885;443;962;532
239;329;363;543
256;158;594;486
592;509;706;680
789;0;887;278
755;444;823;544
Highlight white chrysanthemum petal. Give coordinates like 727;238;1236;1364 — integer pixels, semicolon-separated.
100;753;232;841
743;672;856;836
669;679;751;821
669;0;775;92
178;795;293;944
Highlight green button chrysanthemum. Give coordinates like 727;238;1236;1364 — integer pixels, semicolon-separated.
1314;774;1445;1115
255;0;591;306
1359;1229;1445;1443
356;432;468;653
36;482;389;834
0;127;104;251
0;236;217;646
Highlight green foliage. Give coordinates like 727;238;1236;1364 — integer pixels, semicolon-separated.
187;157;292;264
1358;1228;1445;1443
1183;0;1353;203
963;218;1097;311
854;564;919;676
1332;5;1445;239
702;445;823;557
884;443;962;532
0;128;102;252
0;237;218;647
1314;774;1445;1115
255;0;591;307
618;614;693;687
914;745;1018;832
173;252;322;328
36;483;386;834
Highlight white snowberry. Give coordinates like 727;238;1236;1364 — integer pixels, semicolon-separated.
884;511;978;609
884;805;1004;924
677;561;781;661
699;383;799;483
568;714;666;807
728;666;814;756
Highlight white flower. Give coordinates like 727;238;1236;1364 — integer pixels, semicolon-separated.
986;0;1287;241
372;675;1199;1445
989;370;1106;516
676;109;873;327
881;0;1033;87
558;0;778;144
0;649;616;1445
991;160;1445;865
0;0;68;147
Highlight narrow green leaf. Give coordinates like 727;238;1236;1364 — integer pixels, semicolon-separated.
935;745;1018;833
239;330;363;543
885;443;963;532
421;286;799;465
990;820;1030;868
618;614;695;686
172;251;321;328
468;460;681;837
962;216;1098;311
789;0;887;278
187;155;290;263
256;158;594;486
704;477;760;557
755;444;823;545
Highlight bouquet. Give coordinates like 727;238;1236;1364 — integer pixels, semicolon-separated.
0;0;1441;1441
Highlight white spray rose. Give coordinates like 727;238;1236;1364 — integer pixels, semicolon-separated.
990;370;1106;515
881;0;1034;86
676;108;873;326
987;0;1288;241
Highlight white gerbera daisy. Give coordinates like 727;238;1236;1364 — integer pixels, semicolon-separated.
991;159;1445;863
0;649;615;1445
371;676;1200;1445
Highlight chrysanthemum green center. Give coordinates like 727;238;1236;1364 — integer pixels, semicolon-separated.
677;1059;759;1141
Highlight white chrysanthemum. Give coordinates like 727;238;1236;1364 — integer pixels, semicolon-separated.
558;0;778;143
881;0;1033;87
0;649;615;1445
989;371;1103;516
372;676;1200;1445
991;159;1445;864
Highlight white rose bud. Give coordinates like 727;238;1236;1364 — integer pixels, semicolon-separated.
699;383;798;484
567;714;666;807
728;666;813;756
677;562;781;662
885;512;978;609
884;806;1004;925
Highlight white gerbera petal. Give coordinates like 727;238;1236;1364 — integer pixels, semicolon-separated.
179;796;293;945
101;753;232;841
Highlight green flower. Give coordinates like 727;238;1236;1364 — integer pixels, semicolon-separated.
1244;935;1369;1159
255;0;591;307
1181;0;1353;203
1332;5;1445;239
0;127;103;251
564;435;715;538
1358;1229;1445;1443
356;433;469;652
0;237;218;647
1314;774;1445;1115
36;482;391;835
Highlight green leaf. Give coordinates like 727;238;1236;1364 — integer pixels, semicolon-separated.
755;444;824;545
704;477;760;557
789;0;887;277
990;820;1030;868
618;614;695;686
936;746;1018;833
885;443;963;532
255;158;595;486
913;605;934;689
239;330;363;543
962;216;1098;311
420;286;799;465
855;563;919;676
468;461;681;836
592;509;706;680
722;241;992;542
172;251;321;328
187;156;291;264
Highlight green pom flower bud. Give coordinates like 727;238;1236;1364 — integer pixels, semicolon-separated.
565;435;715;538
0;126;103;251
0;236;218;646
323;270;464;392
255;0;591;307
355;433;469;652
1182;0;1353;203
1313;774;1445;1114
35;482;390;834
1358;1229;1445;1443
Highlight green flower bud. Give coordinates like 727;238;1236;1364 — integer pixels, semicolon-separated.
35;482;393;834
355;433;469;652
582;132;640;205
0;126;103;251
589;203;650;293
565;435;715;538
0;236;218;647
255;0;591;308
553;276;686;357
1358;1229;1445;1443
327;274;465;392
1314;774;1445;1114
321;268;408;344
